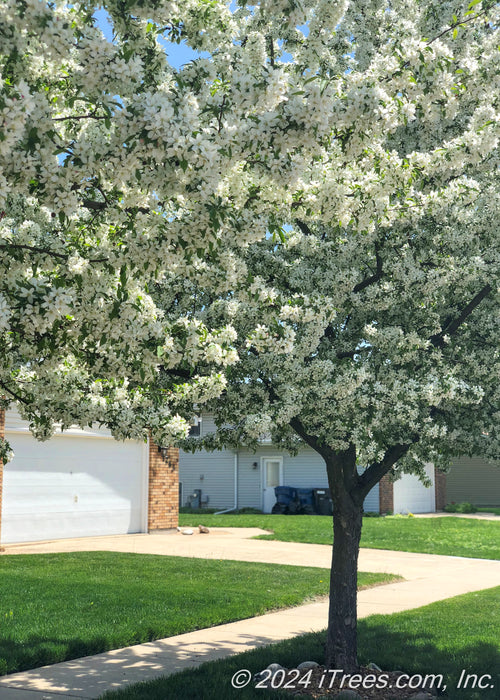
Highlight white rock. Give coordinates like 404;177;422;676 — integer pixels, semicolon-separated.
181;529;194;535
297;661;319;671
266;663;284;672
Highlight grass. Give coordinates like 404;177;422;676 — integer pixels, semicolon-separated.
478;507;500;516
102;586;500;700
0;552;396;675
179;512;500;559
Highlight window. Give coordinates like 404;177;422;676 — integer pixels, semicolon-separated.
188;416;201;437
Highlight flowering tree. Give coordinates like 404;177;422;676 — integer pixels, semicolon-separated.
0;0;333;456
169;0;499;671
1;0;499;673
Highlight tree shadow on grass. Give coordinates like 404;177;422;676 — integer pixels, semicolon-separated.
100;626;500;700
0;634;111;675
358;622;500;700
0;625;498;700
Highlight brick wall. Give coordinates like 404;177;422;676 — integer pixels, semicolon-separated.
148;439;179;531
434;466;447;511
0;408;4;545
379;473;394;514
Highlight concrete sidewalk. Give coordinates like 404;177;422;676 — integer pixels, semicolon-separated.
1;530;500;699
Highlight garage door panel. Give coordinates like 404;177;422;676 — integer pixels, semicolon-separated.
393;464;435;514
2;508;142;543
2;432;146;543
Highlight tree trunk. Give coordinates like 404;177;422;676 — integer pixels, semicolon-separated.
325;460;364;671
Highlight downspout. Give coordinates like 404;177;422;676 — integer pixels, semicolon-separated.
214;451;238;515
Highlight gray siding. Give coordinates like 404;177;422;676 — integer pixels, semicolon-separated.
180;414;379;512
362;478;380;513
283;447;327;487
237;448;270;510
446;456;500;507
199;414;218;436
179;448;235;509
237;446;379;512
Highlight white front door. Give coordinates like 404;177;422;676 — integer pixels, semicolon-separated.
262;458;283;513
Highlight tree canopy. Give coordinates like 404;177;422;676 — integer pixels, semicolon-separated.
1;0;499;666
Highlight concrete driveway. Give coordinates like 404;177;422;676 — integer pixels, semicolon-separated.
1;528;500;699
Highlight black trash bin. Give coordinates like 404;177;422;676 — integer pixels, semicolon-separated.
297;488;315;515
272;486;299;514
313;488;333;515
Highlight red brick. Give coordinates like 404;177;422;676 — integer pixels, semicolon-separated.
148;437;179;530
379;473;393;514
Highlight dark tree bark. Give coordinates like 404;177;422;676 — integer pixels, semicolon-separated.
324;446;364;671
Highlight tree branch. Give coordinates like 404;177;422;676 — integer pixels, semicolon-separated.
429;283;492;348
52;114;109;122
357;438;419;498
0;244;68;260
427;7;490;47
268;35;275;67
0;380;30;406
295;219;313;236
82;199;107;211
217;95;226;133
353;245;383;293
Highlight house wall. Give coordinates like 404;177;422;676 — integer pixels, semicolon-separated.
148;440;179;530
179;415;235;509
179;448;235;509
2;408;150;543
393;463;436;514
179;434;379;513
446;456;500;507
379;474;394;514
0;408;4;546
434;467;447;511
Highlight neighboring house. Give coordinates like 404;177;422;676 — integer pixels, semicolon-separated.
446;456;500;507
179;415;444;515
0;408;179;545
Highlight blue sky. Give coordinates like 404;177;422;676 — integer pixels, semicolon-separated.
94;8;210;70
94;5;301;69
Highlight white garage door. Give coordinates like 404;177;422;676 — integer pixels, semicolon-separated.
2;424;147;544
393;464;436;514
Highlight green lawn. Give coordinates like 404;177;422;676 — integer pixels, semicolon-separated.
102;586;500;700
0;552;395;675
179;513;500;559
478;507;500;516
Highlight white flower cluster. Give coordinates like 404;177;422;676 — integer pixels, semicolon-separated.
0;0;498;465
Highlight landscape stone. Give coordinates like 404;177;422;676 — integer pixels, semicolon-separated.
335;690;362;699
297;661;319;671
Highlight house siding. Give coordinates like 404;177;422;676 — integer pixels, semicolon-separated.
179;448;235;509
237;448;269;510
179;432;379;513
0;408;4;546
446;456;500;507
